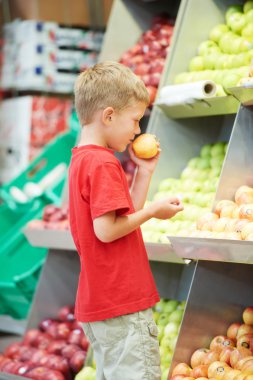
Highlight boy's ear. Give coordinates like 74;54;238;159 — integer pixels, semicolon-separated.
102;107;115;126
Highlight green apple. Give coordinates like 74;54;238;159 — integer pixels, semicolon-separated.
189;56;205;71
157;325;165;342
163;299;179;314
203;53;220;70
167;334;178;352
196;157;210;170
174;72;190;84
225;5;243;22
219;32;237;53
239;37;252;52
200;144;212;158
244;1;253;13
198;40;219;55
227;12;246;34
75;366;96;380
157;313;170;327
211;142;224;156
209;24;229;43
242;23;253;41
164;321;179;336
245;9;253;23
210;155;224;169
168;309;184;324
187;157;200;169
222;71;242;91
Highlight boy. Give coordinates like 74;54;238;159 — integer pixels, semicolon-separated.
69;61;183;380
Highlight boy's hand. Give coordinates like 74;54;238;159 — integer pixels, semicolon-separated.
128;143;160;174
149;197;184;220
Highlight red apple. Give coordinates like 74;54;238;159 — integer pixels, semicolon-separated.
191;348;210;368
39;318;58;333
80;336;89;351
210;335;235;353
69;350;87;373
23;329;42;346
67;329;84;346
220;346;236;365
243;308;253;325
237;325;253;338
61;344;81;359
227;323;242;340
47;340;68;355
170;375;187;380
4;342;22;358
57;306;75;322
25;366;65;380
237;334;253;350
191;365;208;378
207;361;230;379
172;363;192;377
230;348;252;368
55;323;71;340
203;350;220;365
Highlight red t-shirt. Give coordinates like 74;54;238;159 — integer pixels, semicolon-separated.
68;144;159;322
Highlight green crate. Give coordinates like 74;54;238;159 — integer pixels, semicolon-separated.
0;231;47;319
0;130;77;249
0;129;77;319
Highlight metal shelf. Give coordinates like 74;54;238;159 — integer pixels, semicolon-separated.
157;95;239;119
24;228;184;263
168;236;253;265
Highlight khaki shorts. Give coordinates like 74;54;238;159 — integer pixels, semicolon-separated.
82;308;161;380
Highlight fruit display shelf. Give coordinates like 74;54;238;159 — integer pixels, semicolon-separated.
227;85;253;106
24;227;184;264
156;94;239;119
168;235;253;265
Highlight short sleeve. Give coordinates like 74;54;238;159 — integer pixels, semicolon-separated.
89;162;131;220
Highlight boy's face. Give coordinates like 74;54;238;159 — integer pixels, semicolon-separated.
106;101;146;152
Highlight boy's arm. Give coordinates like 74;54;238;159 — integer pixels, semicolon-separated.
93;197;183;243
128;144;159;211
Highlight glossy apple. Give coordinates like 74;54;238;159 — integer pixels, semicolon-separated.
210;335;235;353
227;12;246;34
202;351;220;365
208;362;231;379
172;363;193;377
210;24;229;43
220;346;236;365
230;347;252;368
237;325;253;338
237;334;253;351
191;348;210;368
243;307;253;325
227;323;242;340
191;365;208;378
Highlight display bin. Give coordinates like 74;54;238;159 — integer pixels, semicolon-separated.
169;261;253;372
156;0;245;118
99;0;181;62
166;104;253;265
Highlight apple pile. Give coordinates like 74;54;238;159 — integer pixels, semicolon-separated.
28;204;69;231
174;2;253;93
141;142;227;243
192;185;253;240
0;305;89;379
170;306;253;380
154;298;186;380
119;15;175;104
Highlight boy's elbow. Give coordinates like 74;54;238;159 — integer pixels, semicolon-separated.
94;226;114;243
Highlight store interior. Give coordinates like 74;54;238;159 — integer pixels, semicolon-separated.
0;0;253;380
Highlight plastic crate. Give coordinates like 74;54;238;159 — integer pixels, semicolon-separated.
0;130;77;250
0;129;77;319
0;231;47;319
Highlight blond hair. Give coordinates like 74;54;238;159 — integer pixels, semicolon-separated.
74;61;150;125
